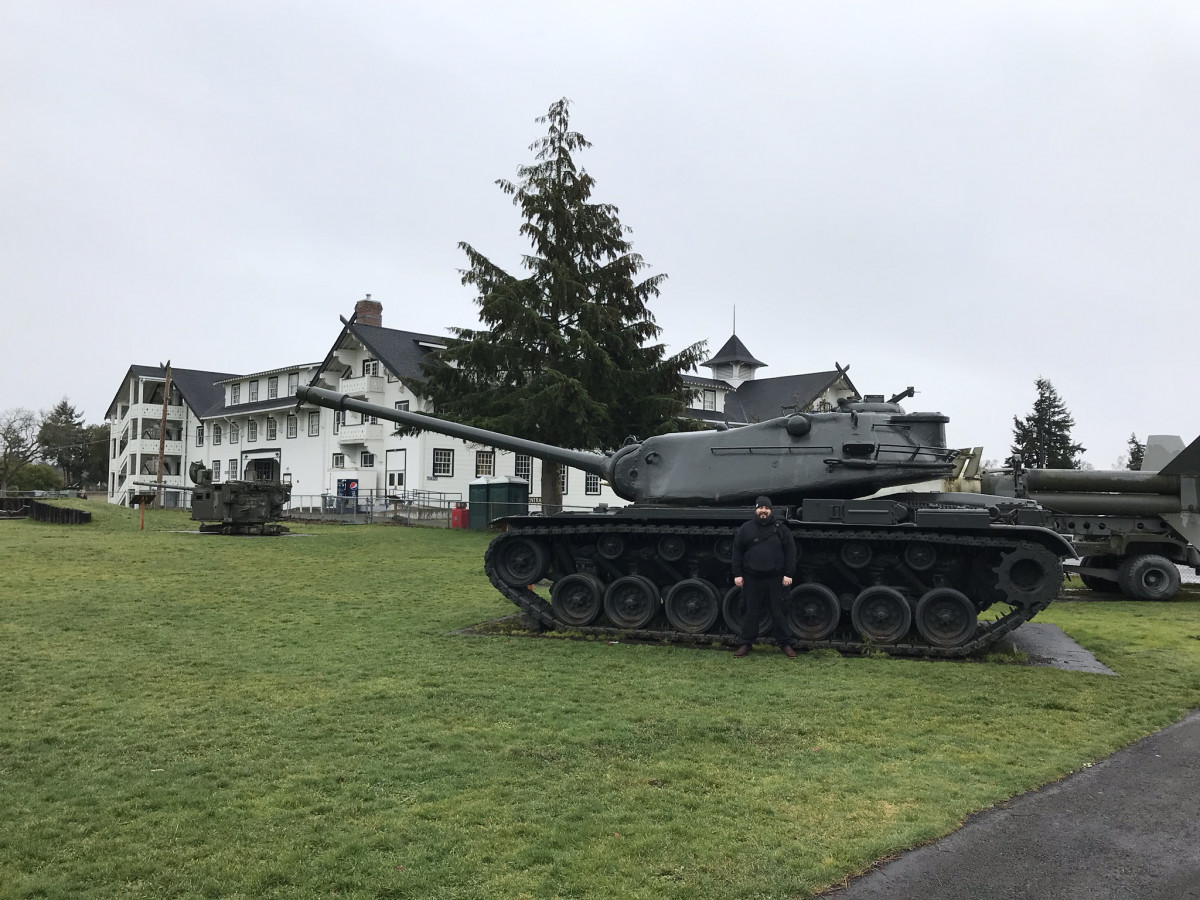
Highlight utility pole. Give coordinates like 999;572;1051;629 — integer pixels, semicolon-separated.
156;361;171;509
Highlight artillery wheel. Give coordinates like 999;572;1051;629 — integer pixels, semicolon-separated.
851;586;912;644
721;586;772;638
915;588;977;648
603;575;660;629
1118;554;1181;601
785;583;840;641
664;578;720;634
551;573;604;627
993;545;1063;608
493;535;551;587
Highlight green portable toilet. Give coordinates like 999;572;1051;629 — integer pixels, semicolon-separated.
468;476;530;530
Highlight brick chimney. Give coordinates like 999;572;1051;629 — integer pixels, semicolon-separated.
354;294;383;327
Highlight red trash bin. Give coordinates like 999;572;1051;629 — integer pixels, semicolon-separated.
450;503;469;529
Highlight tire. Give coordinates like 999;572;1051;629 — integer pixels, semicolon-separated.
603;575;660;629
850;586;912;645
1117;554;1181;601
664;578;720;634
492;535;551;586
1077;556;1117;593
914;588;976;648
785;583;840;641
551;573;604;626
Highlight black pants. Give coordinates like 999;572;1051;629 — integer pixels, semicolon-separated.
740;574;791;646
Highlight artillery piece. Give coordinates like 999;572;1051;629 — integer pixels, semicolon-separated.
188;461;291;535
296;385;1072;656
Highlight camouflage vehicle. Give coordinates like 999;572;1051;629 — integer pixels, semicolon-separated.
189;461;290;536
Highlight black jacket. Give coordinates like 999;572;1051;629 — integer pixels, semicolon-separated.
731;514;797;578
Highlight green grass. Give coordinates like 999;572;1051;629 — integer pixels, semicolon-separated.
2;503;1200;899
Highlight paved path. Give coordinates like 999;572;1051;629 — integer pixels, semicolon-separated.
822;710;1200;899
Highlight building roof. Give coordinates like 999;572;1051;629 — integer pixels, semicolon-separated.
349;323;448;380
106;364;241;420
703;334;767;369
721;370;853;423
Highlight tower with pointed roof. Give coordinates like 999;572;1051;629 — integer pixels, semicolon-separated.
702;334;767;389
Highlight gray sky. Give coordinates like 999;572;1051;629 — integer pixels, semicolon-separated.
4;1;1198;468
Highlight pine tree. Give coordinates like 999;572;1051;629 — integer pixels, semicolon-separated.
1126;433;1145;471
38;399;88;487
1006;378;1085;469
417;99;706;512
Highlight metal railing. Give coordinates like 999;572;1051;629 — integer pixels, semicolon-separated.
282;488;464;526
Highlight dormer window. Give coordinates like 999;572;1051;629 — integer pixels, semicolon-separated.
231;384;241;405
248;380;259;402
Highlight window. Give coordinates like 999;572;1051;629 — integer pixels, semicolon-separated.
196;424;204;446
560;466;568;495
229;423;240;444
308;412;320;436
247;420;258;443
394;400;409;412
334;410;343;434
231;384;241;405
248;380;259;402
387;371;399;383
702;389;717;411
267;376;278;399
586;472;601;495
363;358;379;376
266;418;277;441
361;451;375;468
475;450;495;477
332;453;345;468
515;454;532;482
213;424;222;446
228;459;237;480
287;372;299;394
287;415;297;438
433;448;454;477
212;459;221;480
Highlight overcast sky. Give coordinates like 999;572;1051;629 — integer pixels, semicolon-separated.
4;1;1198;468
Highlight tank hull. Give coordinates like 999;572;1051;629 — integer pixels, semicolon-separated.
485;500;1071;656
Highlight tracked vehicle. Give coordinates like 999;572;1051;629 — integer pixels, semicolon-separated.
296;385;1072;656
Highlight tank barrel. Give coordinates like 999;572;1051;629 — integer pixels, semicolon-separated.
295;385;613;479
1026;469;1179;495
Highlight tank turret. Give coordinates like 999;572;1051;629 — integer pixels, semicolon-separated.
295;386;958;505
295;384;1072;656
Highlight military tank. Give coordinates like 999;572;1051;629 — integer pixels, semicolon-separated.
296;385;1072;657
188;461;291;535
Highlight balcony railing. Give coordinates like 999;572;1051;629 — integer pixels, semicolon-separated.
336;423;384;444
337;375;384;398
122;403;185;422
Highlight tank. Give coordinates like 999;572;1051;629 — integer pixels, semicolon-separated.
296;385;1074;656
188;461;291;535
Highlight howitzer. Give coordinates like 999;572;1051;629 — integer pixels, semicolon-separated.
296;384;1072;656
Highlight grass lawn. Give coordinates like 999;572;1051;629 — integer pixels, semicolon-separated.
3;502;1199;899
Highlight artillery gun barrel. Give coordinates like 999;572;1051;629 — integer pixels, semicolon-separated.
1028;491;1181;516
295;386;613;480
1026;469;1178;495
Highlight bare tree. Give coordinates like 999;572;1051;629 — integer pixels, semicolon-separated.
1;408;42;491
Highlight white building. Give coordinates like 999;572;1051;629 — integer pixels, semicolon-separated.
106;298;861;513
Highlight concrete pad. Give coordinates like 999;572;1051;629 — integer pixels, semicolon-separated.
995;622;1118;675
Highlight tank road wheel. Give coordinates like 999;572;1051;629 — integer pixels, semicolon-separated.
851;586;912;645
603;575;660;629
551;574;604;627
721;586;772;637
492;535;551;587
1118;554;1181;601
658;534;687;563
915;588;977;648
713;535;734;565
993;545;1063;609
840;541;873;570
664;578;720;634
596;534;625;561
903;542;937;572
785;583;841;641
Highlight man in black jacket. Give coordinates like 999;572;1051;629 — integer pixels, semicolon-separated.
731;495;798;658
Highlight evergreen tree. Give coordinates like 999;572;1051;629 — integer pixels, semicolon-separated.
38;399;88;486
417;99;705;511
1006;378;1085;469
1126;433;1145;471
81;424;110;488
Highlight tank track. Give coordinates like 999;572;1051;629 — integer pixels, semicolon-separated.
484;522;1062;659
